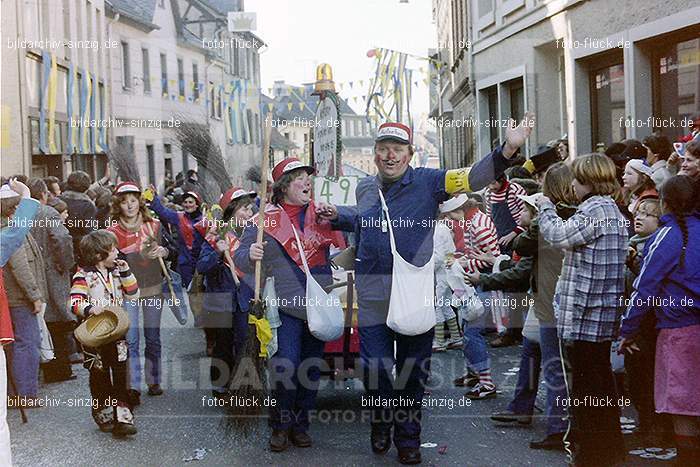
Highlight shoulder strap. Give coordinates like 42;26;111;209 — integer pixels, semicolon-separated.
377;188;397;254
291;225;311;276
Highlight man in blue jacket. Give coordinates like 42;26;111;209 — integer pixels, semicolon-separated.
317;114;535;464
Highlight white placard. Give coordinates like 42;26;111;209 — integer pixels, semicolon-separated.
313;99;340;177
314;176;358;206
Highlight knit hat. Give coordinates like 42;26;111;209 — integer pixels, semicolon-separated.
625;159;654;179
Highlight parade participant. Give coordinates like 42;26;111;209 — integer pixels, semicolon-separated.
235;158;346;453
0;179;40;466
535;153;628;467
108;182;169;404
70;230;140;437
620;175;700;464
27;178;77;384
43;176;61;198
148;187;204;287
622;159;658;215
197;187;256;399
318;115;535;464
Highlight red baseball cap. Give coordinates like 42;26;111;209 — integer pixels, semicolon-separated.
271;158;315;182
219;186;257;210
375;122;412;145
182;191;202;205
114;182;141;195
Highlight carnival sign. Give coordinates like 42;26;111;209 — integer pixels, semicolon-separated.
313;98;340;177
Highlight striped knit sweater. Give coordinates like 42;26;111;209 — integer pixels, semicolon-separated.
70;266;139;319
461;207;500;273
484;180;527;236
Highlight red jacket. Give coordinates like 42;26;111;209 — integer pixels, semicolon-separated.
0;270;13;344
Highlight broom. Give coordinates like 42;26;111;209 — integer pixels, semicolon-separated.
226;115;273;433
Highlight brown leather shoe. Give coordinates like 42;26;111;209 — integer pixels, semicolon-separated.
290;431;312;447
269;429;289;452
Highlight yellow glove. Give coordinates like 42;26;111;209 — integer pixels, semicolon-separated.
248;313;272;358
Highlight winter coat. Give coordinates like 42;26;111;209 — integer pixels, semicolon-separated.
479;256;533;293
59;190;98;265
2;232;48;308
513;203;577;323
30;204;76;322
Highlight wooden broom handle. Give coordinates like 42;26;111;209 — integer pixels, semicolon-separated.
254;115;273;300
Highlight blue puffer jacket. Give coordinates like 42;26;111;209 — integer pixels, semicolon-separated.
620;212;700;337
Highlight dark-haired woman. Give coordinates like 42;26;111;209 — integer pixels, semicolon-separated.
148;187;203;288
108;182;168;404
620;175;700;465
235;158;345;452
196;187;256;399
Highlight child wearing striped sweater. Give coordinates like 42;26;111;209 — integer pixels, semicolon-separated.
70;230;139;438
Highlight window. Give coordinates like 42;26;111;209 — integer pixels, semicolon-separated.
177;58;185;98
209;82;215;117
192;62;199;100
182;149;189;173
653;36;700;142
146;144;155;185
121;41;131;89
590;56;625;148
476;0;495;31
164;144;172;179
508;79;524;122
216;87;222;118
142;48;151;93
160;53;168;96
486;86;499;148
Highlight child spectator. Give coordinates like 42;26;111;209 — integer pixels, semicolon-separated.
536;153;628;466
642;134;673;188
620;175;700;465
483;175;527;252
452;194;499;399
70;230;139;437
432;196;467;352
622;198;672;444
622;159;658;215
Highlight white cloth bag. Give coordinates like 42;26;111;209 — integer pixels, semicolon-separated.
37;307;55;363
378;189;436;336
292;225;344;342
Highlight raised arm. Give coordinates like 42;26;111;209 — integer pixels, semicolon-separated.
0;197;40;266
149;193;181;227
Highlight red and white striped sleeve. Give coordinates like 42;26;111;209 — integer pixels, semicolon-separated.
509;182;528;234
463;212;500;272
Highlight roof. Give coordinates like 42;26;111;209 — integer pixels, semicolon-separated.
261;84;358;123
343;137;375;148
270;128;297;151
107;0;158;30
205;0;242;14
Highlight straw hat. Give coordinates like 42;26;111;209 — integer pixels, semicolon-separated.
74;305;130;348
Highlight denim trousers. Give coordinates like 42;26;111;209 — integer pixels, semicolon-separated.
125;296;163;390
358;300;434;450
8;306;40;397
462;323;490;372
268;312;325;433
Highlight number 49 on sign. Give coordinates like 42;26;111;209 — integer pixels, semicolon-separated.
314;176;358;206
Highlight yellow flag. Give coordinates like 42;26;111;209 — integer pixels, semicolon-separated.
287;102;293;111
